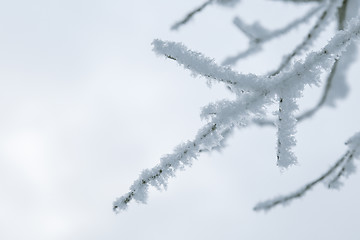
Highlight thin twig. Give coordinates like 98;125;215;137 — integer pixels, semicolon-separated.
276;98;283;163
171;0;214;31
254;150;352;211
269;1;333;76
327;152;353;188
297;60;338;121
256;0;348;125
223;4;323;66
113;123;232;212
165;55;238;86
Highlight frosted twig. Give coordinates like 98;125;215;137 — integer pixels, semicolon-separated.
258;2;328;165
269;0;341;76
253;59;339;125
276;96;298;168
113;123;235;212
152;39;266;94
326;151;355;188
223;4;323;66
256;0;349;124
253;150;352;211
266;5;323;39
296;0;349;118
254;131;360;211
114;19;360;212
296;60;338;121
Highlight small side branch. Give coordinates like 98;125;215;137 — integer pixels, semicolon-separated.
114;18;360;213
327;151;355;188
256;0;349;124
296;59;338;121
254;150;353;212
276;97;298;168
222;44;262;66
113;123;234;212
254;57;340;125
269;0;339;76
223;4;323;66
171;0;214;31
152;39;265;94
254;132;360;212
295;1;349;120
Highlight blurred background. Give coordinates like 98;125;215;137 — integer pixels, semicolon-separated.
0;0;359;239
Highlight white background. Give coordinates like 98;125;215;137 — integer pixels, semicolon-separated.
0;0;359;239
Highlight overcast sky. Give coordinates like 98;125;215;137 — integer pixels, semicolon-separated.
0;0;360;239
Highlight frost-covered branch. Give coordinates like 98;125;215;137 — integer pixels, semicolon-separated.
255;0;352;124
296;59;339;121
114;17;360;212
326;151;356;189
253;58;340;125
113;123;235;212
298;0;350;118
276;96;298;168
269;0;342;76
219;16;360;167
223;4;323;66
254;132;360;212
152;39;266;94
254;151;351;211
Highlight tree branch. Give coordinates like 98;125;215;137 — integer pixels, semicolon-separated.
256;0;348;124
171;0;214;31
114;14;360;212
254;150;352;212
152;39;265;94
254;130;360;212
269;1;333;76
222;4;323;66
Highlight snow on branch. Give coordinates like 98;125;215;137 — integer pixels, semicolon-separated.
269;0;342;76
255;1;357;126
152;39;266;94
325;0;359;107
254;132;360;212
271;16;360;166
296;58;339;121
113;123;235;212
253;58;340;126
346;132;360;156
326;151;356;189
114;17;360;212
276;97;298;168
